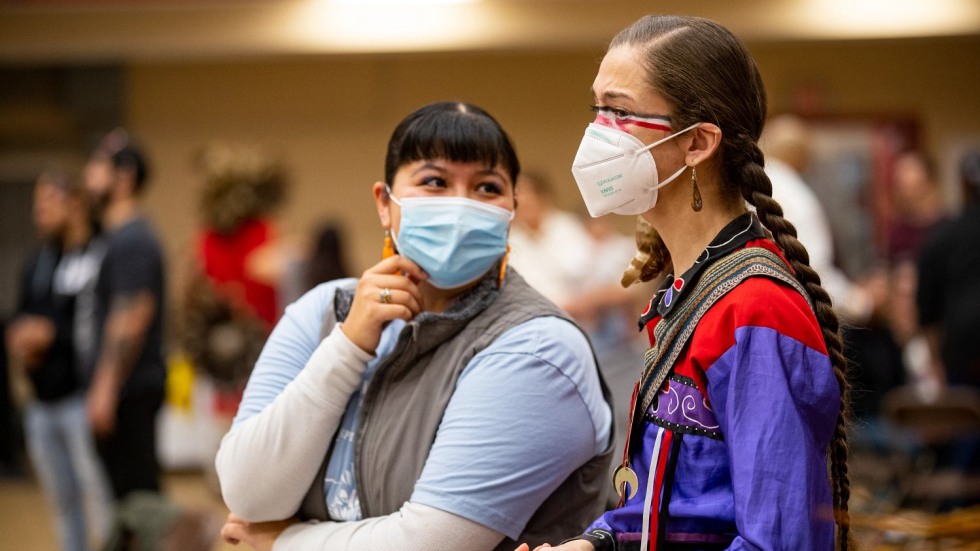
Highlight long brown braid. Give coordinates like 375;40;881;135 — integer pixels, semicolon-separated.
612;15;853;549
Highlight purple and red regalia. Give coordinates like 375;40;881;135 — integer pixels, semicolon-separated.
578;213;840;551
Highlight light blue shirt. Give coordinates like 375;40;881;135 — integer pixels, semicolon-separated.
234;278;612;540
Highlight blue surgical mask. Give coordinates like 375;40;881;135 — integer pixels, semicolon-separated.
387;190;514;289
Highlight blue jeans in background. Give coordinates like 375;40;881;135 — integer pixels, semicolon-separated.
24;393;114;551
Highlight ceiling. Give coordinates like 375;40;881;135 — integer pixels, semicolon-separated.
1;0;979;63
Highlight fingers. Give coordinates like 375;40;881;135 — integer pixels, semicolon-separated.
365;254;428;284
342;255;426;353
514;544;553;551
368;274;424;312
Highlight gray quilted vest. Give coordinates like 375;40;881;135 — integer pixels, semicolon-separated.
299;268;614;550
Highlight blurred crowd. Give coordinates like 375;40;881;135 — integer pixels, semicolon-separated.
0;132;352;550
2;115;980;550
761;115;980;516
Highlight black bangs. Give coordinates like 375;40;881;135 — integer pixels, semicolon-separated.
384;102;520;185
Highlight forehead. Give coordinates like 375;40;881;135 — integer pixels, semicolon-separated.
34;185;69;209
399;158;510;179
593;46;669;113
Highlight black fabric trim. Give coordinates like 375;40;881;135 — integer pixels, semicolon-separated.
657;434;683;549
645;415;724;441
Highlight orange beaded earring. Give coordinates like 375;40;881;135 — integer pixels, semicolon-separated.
382;230;395;259
497;245;510;287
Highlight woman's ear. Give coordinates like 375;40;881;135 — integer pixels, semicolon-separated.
686;123;723;166
372;181;391;228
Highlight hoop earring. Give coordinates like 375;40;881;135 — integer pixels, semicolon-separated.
691;165;703;212
382;229;395;259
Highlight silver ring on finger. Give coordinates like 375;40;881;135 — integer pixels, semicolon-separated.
380;287;392;304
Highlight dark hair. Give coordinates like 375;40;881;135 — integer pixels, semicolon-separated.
111;145;150;191
95;128;151;192
384;102;520;187
37;165;81;197
612;15;853;549
306;224;350;290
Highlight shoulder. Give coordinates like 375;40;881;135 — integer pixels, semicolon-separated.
468;315;608;440
106;218;161;253
691;270;826;370
478;315;593;370
467;314;597;397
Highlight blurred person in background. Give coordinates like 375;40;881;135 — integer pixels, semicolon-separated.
509;170;641;355
571;215;649;356
886;149;948;266
761;113;877;325
83;129;167;501
261;221;354;311
6;167;113;551
762;114;906;459
508;170;593;306
880;149;950;408
917;150;980;389
302;223;352;292
913;149;980;508
216;101;613;551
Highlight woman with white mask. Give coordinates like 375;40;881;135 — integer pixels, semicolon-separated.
216;101;614;551
517;15;852;551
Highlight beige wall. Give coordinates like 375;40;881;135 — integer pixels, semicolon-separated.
128;36;980;297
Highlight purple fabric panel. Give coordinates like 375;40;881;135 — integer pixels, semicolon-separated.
664;434;737;538
649;377;720;434
705;325;839;551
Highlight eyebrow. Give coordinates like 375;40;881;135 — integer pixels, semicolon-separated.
412;162;507;180
593;89;636;103
412;162;446;176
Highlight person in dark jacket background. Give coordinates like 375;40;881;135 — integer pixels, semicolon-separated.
6;167;113;551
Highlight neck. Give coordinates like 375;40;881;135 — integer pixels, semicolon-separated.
911;192;944;224
642;189;746;278
103;196;139;230
62;220;91;250
420;277;484;313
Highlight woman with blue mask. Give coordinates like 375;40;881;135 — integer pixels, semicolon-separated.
517;15;852;551
215;101;614;551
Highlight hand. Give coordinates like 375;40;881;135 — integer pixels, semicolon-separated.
87;369;120;436
341;255;426;353
6;316;55;370
221;513;295;551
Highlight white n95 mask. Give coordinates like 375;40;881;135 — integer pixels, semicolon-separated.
571;122;700;217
